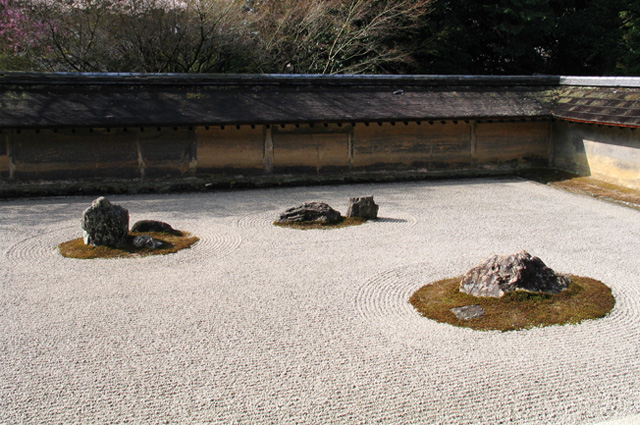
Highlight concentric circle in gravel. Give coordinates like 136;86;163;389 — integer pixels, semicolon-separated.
355;263;426;334
5;223;241;266
353;262;640;424
355;260;639;344
3;179;640;425
5;224;77;267
187;225;242;259
235;210;417;241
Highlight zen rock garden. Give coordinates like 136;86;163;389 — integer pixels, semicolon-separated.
66;195;614;331
275;196;379;228
59;196;197;259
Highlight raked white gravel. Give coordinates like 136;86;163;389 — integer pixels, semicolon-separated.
1;178;639;424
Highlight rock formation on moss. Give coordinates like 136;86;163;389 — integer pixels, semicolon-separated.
460;250;570;298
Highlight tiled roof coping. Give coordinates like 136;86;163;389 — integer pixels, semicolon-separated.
558;76;640;88
5;72;640;88
0;72;561;87
3;73;640;128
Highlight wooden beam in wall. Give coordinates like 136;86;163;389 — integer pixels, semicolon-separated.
264;126;274;173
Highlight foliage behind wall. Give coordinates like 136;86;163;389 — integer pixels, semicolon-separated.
0;0;637;75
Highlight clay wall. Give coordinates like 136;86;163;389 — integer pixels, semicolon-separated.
353;122;471;170
0;120;552;186
196;126;264;174
475;122;550;165
551;121;640;190
1;132;9;178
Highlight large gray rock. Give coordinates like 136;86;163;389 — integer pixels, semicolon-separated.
81;197;129;247
459;250;570;298
346;196;379;220
277;202;342;224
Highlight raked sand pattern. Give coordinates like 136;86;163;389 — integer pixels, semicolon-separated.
1;179;639;424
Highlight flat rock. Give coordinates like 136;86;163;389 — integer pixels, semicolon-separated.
460;250;570;298
346;196;379;220
132;235;164;249
81;197;129;247
451;305;486;320
132;220;182;235
276;202;342;224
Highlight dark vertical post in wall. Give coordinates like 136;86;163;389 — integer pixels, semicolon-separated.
136;132;146;179
347;125;354;169
264;126;274;173
7;131;14;179
546;121;555;167
470;121;478;165
187;128;198;175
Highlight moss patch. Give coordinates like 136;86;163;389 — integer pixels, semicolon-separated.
59;231;199;259
409;275;615;331
273;216;368;230
520;169;640;210
550;177;640;208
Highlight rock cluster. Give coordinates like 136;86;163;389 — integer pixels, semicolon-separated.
346;196;379;220
276;202;342;224
459;250;570;298
277;196;380;225
81;197;180;251
81;197;129;247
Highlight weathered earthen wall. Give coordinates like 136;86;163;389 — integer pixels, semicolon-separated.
196;126;264;174
7;128;139;180
551;121;640;190
271;124;351;174
1;133;9;178
1;120;551;186
475;122;550;165
353;122;472;170
138;127;197;178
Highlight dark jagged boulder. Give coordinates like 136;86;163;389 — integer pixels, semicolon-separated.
346;196;379;220
132;220;182;236
460;250;570;298
277;202;342;224
81;197;129;247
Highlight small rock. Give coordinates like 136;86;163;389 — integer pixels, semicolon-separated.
277;202;342;224
81;197;129;247
460;250;570;298
346;196;379;220
131;220;182;236
451;305;486;320
132;235;164;249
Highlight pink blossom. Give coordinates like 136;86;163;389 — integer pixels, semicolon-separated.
0;0;47;53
